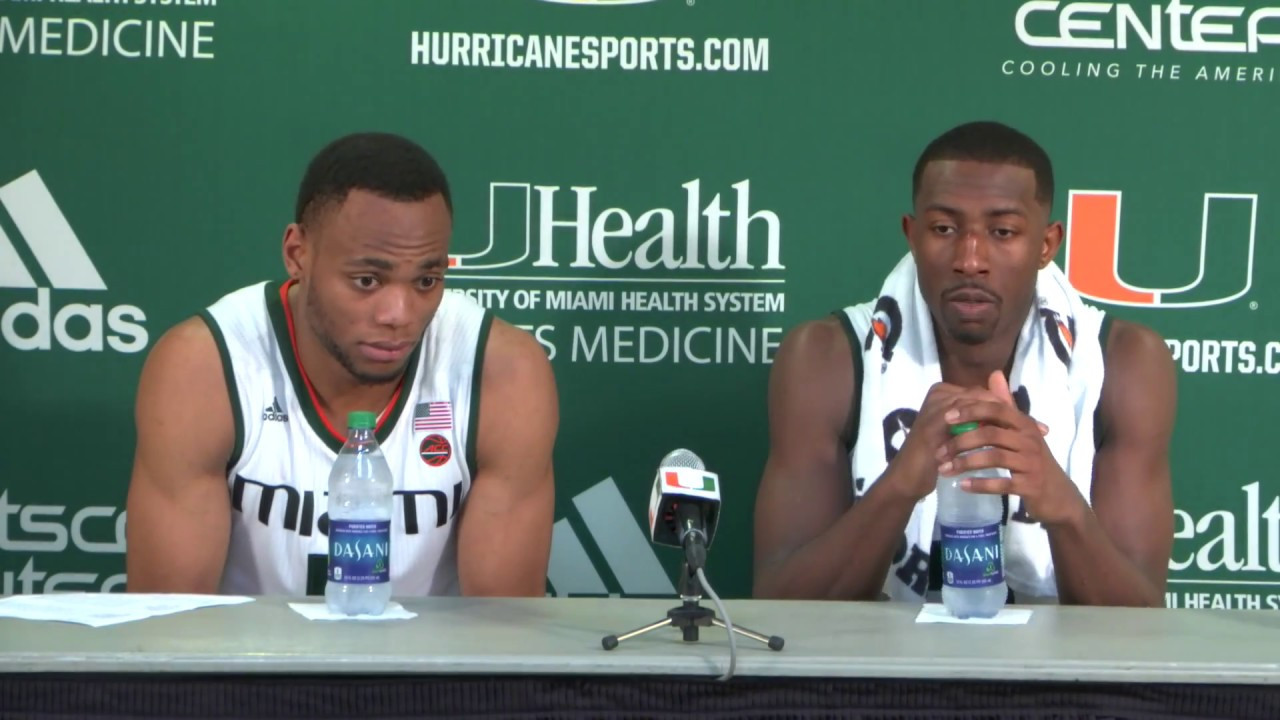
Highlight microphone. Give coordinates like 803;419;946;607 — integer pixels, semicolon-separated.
601;447;782;667
648;448;721;571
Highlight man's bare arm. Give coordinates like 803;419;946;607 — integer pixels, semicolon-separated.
753;318;929;600
456;319;558;597
125;317;234;593
1048;319;1176;606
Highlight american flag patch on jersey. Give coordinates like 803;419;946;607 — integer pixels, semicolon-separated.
413;401;453;432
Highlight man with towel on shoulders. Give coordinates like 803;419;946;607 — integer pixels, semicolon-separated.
752;121;1175;606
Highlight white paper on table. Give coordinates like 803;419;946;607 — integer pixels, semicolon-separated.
914;603;1033;625
288;601;417;621
0;593;254;628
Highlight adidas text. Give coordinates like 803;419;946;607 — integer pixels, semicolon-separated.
0;170;149;353
2;288;148;353
262;399;288;423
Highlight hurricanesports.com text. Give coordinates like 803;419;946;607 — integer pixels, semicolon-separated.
411;31;769;73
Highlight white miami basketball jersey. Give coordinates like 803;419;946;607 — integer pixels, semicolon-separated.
202;280;491;596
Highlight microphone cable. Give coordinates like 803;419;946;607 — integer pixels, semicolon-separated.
695;566;736;681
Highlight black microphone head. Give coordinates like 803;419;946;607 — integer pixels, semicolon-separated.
660;448;705;471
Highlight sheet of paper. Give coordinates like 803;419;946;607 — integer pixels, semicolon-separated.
288;601;417;621
0;593;254;628
915;603;1033;625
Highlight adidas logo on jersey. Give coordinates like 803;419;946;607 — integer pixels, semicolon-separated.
261;397;288;423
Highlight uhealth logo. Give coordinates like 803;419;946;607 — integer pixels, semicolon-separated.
447;179;782;275
0;170;149;352
1064;189;1258;308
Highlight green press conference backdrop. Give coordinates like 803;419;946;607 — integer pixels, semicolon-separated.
0;0;1277;609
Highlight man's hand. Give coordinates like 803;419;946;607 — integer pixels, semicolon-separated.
882;382;970;500
938;370;1085;527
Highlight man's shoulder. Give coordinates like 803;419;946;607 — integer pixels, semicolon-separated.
479;318;556;405
1102;317;1171;374
140;282;272;405
134;316;235;457
148;316;219;369
205;280;273;316
200;280;285;364
472;318;558;474
1097;316;1176;442
771;314;860;435
483;316;548;364
776;311;864;383
137;316;232;406
783;315;854;357
141;279;272;386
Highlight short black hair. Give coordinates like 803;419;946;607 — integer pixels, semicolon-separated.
294;132;452;225
911;121;1054;210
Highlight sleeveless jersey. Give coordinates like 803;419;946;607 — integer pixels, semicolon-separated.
838;295;1109;603
202;280;491;596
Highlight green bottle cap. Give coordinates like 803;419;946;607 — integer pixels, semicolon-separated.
949;421;980;436
348;411;377;430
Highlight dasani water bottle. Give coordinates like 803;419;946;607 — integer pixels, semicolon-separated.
937;421;1009;619
326;410;394;615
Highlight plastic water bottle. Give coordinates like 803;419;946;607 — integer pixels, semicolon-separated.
937;421;1009;619
325;411;394;615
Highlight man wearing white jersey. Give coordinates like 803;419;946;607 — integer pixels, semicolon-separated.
126;132;557;597
753;122;1175;607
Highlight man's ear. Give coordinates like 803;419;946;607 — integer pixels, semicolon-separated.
1040;220;1063;269
283;223;308;280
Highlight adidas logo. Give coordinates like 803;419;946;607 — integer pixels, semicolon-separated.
0;170;148;353
261;397;288;423
547;477;675;597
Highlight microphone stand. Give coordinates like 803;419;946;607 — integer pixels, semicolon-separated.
601;561;785;651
